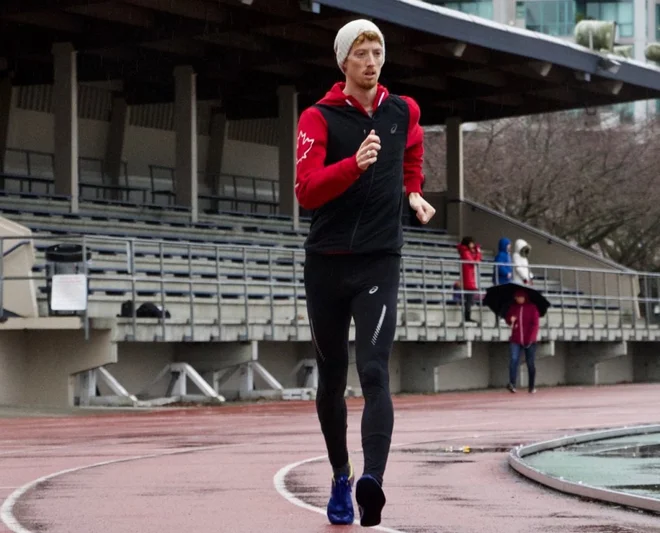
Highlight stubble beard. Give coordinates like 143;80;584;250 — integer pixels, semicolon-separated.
357;77;378;91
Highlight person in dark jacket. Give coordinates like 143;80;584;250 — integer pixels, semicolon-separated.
506;289;540;393
492;237;513;285
456;237;482;323
295;19;436;528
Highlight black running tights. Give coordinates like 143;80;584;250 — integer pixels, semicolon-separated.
304;252;400;486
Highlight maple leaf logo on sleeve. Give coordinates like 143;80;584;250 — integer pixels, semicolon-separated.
296;131;314;165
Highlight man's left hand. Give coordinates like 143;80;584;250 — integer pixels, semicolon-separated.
408;193;436;225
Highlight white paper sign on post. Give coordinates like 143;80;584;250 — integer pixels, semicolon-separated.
50;274;88;311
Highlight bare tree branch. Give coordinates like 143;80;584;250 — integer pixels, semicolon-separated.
423;110;660;271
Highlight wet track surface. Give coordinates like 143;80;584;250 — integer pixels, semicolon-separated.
2;384;660;533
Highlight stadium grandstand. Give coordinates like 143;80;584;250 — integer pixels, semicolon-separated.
0;0;659;409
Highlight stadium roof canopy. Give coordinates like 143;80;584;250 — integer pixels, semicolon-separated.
2;0;660;124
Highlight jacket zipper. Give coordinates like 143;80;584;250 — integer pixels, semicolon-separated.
349;163;377;251
519;306;524;346
348;124;378;251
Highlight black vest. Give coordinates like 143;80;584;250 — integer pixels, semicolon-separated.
304;95;409;255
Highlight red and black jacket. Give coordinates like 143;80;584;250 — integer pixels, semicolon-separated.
295;82;425;255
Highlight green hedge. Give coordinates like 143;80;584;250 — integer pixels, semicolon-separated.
574;20;616;51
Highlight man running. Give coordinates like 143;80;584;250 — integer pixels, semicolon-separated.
295;19;436;527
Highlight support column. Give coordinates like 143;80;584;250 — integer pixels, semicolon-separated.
445;117;464;237
205;108;227;199
0;76;12;174
566;341;629;385
174;65;198;222
492;0;511;25
633;0;648;121
647;0;657;51
400;342;473;393
104;95;128;200
277;85;299;230
52;42;79;212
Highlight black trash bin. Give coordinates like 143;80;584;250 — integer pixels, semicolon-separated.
45;244;92;316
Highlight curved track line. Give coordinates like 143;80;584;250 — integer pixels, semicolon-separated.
273;453;406;533
273;430;526;533
0;443;242;533
2;416;651;533
272;419;649;531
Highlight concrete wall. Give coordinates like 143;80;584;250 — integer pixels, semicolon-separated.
104;342;175;397
436;342;490;391
632;342;660;382
394;339;641;393
0;216;38;318
0;319;116;407
2;327;658;408
6;106;279;192
0;330;27;404
107;339;402;400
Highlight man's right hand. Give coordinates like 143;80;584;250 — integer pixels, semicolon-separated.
356;129;381;171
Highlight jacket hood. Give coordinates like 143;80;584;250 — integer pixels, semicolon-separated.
514;239;531;254
317;82;389;112
514;289;528;300
497;238;511;253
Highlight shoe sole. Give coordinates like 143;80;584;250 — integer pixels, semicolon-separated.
328;513;354;526
356;477;386;527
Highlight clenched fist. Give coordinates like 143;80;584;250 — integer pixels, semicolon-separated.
355;129;381;171
408;193;436;225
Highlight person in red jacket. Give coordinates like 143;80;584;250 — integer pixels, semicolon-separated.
295;19;436;528
456;237;483;323
506;289;540;393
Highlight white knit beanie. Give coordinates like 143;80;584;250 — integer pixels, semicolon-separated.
334;19;385;72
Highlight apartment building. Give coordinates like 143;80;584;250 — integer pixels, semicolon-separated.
424;0;659;120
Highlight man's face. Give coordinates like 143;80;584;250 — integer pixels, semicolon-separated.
343;35;383;90
515;295;525;305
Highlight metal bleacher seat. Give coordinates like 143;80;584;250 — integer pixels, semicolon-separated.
0;197;627;339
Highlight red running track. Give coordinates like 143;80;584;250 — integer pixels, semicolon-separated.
1;384;660;533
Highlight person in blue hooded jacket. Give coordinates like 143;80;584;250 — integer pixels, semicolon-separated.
492;237;513;285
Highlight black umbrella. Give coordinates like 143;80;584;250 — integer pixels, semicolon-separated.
483;282;551;318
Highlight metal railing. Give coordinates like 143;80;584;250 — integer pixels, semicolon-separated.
0;149;281;213
3;233;659;342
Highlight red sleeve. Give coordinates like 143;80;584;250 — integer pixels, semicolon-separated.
529;306;540;343
400;95;425;196
457;244;469;259
294;107;363;210
505;306;516;325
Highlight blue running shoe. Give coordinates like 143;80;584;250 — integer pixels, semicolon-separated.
356;475;386;527
327;462;354;525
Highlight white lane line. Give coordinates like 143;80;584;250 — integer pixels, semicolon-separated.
2;414;649;533
274;453;405;533
272;416;649;533
272;429;518;533
0;443;244;533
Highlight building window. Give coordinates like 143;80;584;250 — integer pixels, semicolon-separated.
423;0;494;19
614;101;635;122
656;4;660;39
585;1;634;38
525;0;576;36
